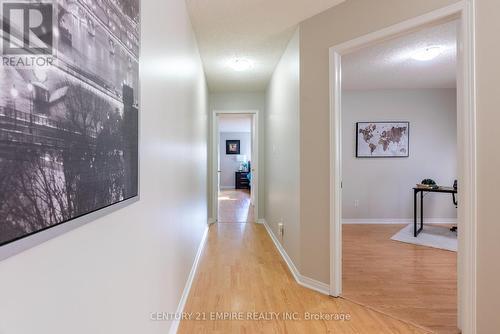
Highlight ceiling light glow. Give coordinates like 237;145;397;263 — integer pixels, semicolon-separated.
227;58;253;71
411;46;443;61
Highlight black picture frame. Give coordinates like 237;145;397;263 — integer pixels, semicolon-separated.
0;0;140;250
356;121;410;158
226;140;241;155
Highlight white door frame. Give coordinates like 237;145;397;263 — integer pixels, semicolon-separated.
329;1;476;332
212;110;259;222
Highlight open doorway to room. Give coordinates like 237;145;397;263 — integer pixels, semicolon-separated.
215;113;257;223
339;20;460;333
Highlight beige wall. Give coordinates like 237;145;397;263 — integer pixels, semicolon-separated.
299;0;460;284
475;0;500;332
0;0;208;333
342;89;458;221
264;29;301;267
300;0;500;331
208;92;266;219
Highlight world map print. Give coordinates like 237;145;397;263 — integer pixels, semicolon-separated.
356;122;409;157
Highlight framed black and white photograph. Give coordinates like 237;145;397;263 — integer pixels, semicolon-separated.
0;0;140;248
356;122;409;158
226;140;240;155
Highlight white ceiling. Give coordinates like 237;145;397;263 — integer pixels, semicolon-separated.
342;20;458;90
218;115;252;133
186;0;345;92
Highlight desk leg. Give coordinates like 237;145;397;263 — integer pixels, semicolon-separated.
420;191;424;235
414;190;417;237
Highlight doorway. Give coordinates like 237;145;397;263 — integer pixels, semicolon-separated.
340;19;459;333
329;3;476;334
212;111;259;223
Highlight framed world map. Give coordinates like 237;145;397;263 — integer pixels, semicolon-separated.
356;122;409;158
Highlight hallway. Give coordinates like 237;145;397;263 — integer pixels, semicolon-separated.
179;223;428;334
218;189;255;223
0;1;491;334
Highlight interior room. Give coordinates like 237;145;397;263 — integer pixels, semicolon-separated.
217;114;255;223
341;20;459;333
3;0;499;333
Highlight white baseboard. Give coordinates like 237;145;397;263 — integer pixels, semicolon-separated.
261;219;330;295
208;217;216;225
262;219;300;281
299;275;330;295
169;225;209;334
219;186;235;190
342;218;457;225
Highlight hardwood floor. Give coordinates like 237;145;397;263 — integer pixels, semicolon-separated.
179;223;429;334
218;189;255;223
343;224;458;334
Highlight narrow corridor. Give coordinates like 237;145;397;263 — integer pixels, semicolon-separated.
179;223;428;333
218;189;255;223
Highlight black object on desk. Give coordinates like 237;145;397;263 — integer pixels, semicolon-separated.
235;171;250;189
413;186;458;237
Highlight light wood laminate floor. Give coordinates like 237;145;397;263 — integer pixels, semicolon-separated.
343;224;458;334
179;223;429;334
218;189;255;223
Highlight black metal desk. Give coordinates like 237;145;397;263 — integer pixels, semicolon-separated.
413;186;457;237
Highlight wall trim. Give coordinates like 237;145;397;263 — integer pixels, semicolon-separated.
299;275;330;295
219;186;235;190
261;219;330;295
169;225;209;334
342;218;457;225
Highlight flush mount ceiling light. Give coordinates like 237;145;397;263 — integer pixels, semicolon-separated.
227;58;253;71
411;45;443;61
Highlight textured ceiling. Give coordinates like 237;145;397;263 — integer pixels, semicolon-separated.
342;20;458;91
186;0;345;92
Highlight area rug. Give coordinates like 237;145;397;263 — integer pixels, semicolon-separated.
390;224;457;252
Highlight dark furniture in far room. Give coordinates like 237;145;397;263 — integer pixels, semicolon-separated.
235;171;250;190
413;186;458;237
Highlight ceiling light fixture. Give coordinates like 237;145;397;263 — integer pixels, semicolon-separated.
411;45;443;61
227;58;253;71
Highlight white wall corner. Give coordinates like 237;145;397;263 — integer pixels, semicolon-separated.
261;219;330;296
169;226;209;334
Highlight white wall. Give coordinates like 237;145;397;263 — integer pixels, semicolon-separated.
208;92;265;219
476;0;500;330
219;132;251;188
0;1;208;333
342;89;457;221
210;92;265;113
264;29;301;267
